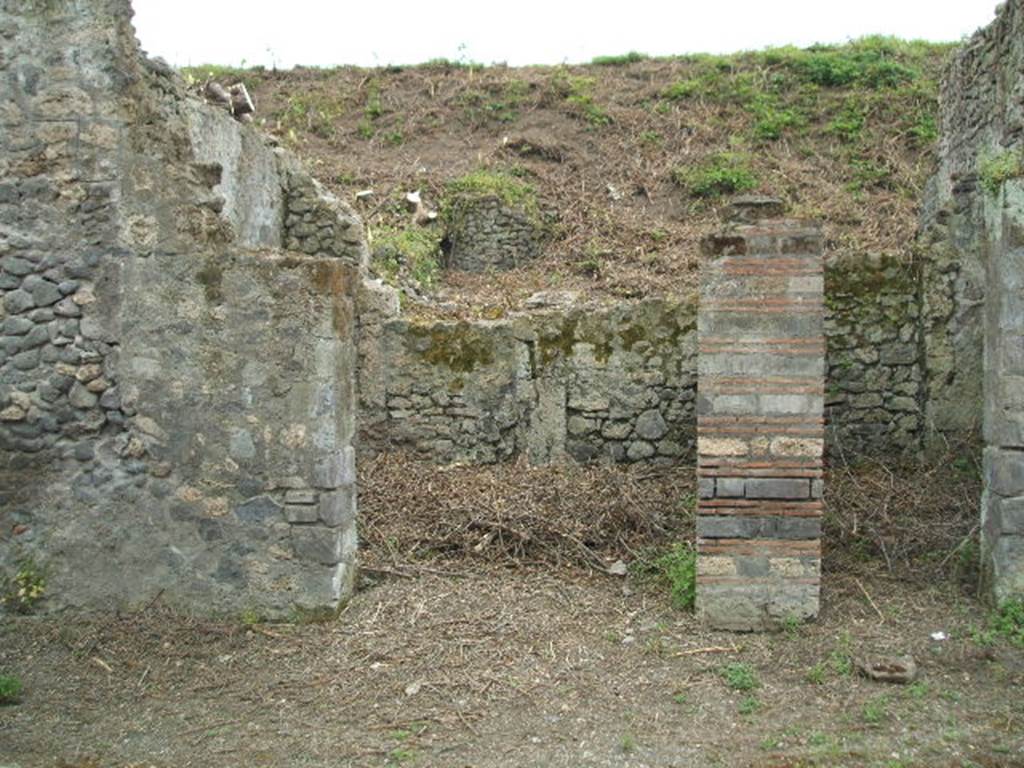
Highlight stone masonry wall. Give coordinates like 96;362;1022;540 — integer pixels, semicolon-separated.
358;258;927;466
928;0;1024;603
824;254;923;455
1;0;364;617
443;196;544;272
357;295;698;465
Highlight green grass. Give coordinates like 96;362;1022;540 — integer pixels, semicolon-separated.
980;150;1023;196
181;63;265;90
0;675;22;705
278;93;344;140
990;599;1024;647
805;662;826;685
673;152;758;198
862;695;889;725
738;695;761;715
549;70;612;126
591;51;648;66
445;169;538;210
458;80;529;126
662;79;701;101
750;96;804;140
846;155;894;192
719;662;759;691
827;99;868;143
762;37;926;89
364;80;385;120
630;542;696;610
830;633;855;676
371;226;442;291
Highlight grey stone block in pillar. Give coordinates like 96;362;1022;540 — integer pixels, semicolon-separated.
696;199;825;630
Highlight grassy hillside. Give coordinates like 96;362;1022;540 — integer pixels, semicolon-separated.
184;37;956;317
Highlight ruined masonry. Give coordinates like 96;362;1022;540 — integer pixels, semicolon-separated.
1;0;367;617
696;200;823;630
2;0;1023;620
924;0;1024;603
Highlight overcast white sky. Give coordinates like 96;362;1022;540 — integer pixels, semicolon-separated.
132;1;998;69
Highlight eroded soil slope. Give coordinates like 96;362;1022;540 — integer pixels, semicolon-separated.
185;39;952;316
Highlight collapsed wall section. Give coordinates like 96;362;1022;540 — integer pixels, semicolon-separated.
696;210;824;630
1;0;365;616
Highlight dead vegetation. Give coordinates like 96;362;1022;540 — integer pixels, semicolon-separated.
357;446;983;591
0;449;1009;768
185;38;954;317
358;453;695;572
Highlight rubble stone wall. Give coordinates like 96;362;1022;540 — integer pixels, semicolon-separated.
443;196;545;272
357;264;928;466
0;0;364;617
357;296;699;465
926;0;1024;602
824;255;923;455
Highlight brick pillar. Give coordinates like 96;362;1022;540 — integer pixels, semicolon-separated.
696;198;824;631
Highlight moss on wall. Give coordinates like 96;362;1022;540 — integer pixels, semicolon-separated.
406;322;497;373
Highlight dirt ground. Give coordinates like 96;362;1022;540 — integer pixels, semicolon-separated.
2;563;1022;768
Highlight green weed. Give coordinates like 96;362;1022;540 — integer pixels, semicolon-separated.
444;169;538;211
846;155;893;192
906;681;930;700
749;94;804;140
181;63;264;90
778;38;920;89
1;556;46;614
907;113;938;145
662;79;701;101
550;71;612;126
805;662;826;685
0;675;22;705
990;599;1024;648
459;80;528;125
371;226;442;292
738;695;761;715
980;150;1023;196
862;695;889;725
781;614;802;637
388;746;415;765
673;153;758;198
827;100;867;142
719;662;759;691
357;119;375;140
592;51;648;66
364;80;385;121
829;632;855;676
630;542;696;610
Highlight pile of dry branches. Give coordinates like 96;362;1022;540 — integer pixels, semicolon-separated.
359;443;984;588
357;453;695;570
823;440;983;584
